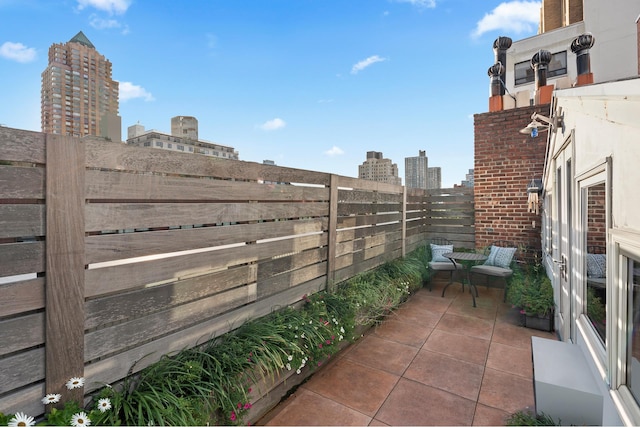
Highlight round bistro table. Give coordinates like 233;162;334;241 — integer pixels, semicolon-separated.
442;252;488;307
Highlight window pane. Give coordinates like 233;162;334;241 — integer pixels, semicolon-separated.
627;259;640;404
548;51;567;78
586;183;606;343
515;61;534;85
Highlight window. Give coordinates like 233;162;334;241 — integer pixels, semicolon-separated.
155;141;163;148
585;183;607;344
627;258;640;404
514;51;568;86
177;145;184;151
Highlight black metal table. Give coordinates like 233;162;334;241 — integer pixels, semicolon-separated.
442;252;488;307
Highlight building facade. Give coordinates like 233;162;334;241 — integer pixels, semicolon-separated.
358;151;401;185
41;31;121;141
126;117;239;160
404;150;428;189
427;167;441;189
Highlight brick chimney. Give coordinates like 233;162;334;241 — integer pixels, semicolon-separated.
571;33;595;86
531;50;553;104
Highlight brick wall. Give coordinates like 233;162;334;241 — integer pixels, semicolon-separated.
474;104;550;260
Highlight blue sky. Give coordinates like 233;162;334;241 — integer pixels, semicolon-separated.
0;0;541;187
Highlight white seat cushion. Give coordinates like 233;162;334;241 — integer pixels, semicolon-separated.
470;264;513;278
429;261;465;271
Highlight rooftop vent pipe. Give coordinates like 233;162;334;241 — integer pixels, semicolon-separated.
571;33;595;85
492;36;512;95
488;62;505;97
531;50;552;89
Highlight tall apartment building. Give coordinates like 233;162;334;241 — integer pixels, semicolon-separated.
126;116;239;160
358;151;402;186
460;168;474;187
427;167;441;189
41;31;121;141
404;150;429;189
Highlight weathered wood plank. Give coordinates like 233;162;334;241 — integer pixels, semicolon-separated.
336;222;400;243
84;277;326;393
257;248;327;280
0;165;45;199
85;140;332;186
337;189;403;203
0;127;46;164
0;312;44;356
45;134;85;402
85;233;326;298
334;247;402;283
0;205;45;238
426;217;475;226
85;218;327;264
335;176;402;194
0;277;45;317
86;169;330;201
0;348;45;395
85;283;258;362
85;202;329;232
257;262;327;298
327;175;338;289
338;202;402;216
337;212;403;228
85;265;257;329
0;241;44;277
0;383;45;420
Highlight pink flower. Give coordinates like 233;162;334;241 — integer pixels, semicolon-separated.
318;343;323;348
237;402;243;409
325;339;331;344
230;411;237;422
248;387;252;393
244;402;252;410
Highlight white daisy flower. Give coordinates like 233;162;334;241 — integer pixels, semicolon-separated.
70;411;91;427
296;369;301;374
97;397;112;412
41;393;62;405
340;327;345;333
285;363;291;371
65;377;85;390
8;412;35;427
287;355;293;361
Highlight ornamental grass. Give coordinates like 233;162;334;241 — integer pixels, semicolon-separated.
0;247;428;426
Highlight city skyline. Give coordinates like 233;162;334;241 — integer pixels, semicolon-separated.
0;0;541;187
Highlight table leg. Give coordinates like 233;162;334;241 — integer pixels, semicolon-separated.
466;269;477;307
441;259;459;298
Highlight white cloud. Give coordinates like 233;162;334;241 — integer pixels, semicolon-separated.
76;0;131;14
472;1;541;39
324;146;344;156
393;0;436;8
351;55;387;74
89;14;121;29
0;42;36;63
260;118;286;131
119;82;155;102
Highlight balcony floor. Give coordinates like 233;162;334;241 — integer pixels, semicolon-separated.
258;276;557;426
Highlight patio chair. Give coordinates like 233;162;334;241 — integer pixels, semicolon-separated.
426;237;465;291
469;240;517;302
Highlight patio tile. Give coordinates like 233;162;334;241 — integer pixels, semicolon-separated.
391;299;444;327
423;329;490;366
405;290;454;313
492;322;557;349
375;378;476;426
486;341;533;379
472;403;511;426
447;299;498;321
435;313;495;340
302;358;400;417
345;334;419;375
368;419;390;426
263;388;371;426
372;318;432;348
477;367;535;414
404;349;485;401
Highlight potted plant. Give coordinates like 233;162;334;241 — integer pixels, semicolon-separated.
507;267;555;331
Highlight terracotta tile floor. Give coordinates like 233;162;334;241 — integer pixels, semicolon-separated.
259;277;557;426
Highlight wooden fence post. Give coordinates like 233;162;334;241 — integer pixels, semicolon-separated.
326;174;338;291
45;134;86;404
402;185;407;257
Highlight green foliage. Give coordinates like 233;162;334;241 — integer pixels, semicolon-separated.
506;410;558;426
507;266;555;316
587;286;606;323
1;249;429;426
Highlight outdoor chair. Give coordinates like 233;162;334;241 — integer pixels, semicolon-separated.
426;237;465;291
586;245;606;291
469;240;518;302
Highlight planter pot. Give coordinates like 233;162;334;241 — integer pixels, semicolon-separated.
520;311;554;332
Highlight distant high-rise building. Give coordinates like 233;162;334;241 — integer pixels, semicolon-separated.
461;169;474;187
427;167;441;189
358;151;402;185
126;116;239;160
404;150;429;189
41;31;121;141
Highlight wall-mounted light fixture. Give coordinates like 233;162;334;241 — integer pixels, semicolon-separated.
519;109;564;137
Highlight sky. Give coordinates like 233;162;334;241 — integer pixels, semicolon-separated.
0;0;541;188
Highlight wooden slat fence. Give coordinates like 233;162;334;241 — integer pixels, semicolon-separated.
0;127;473;417
424;187;475;249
